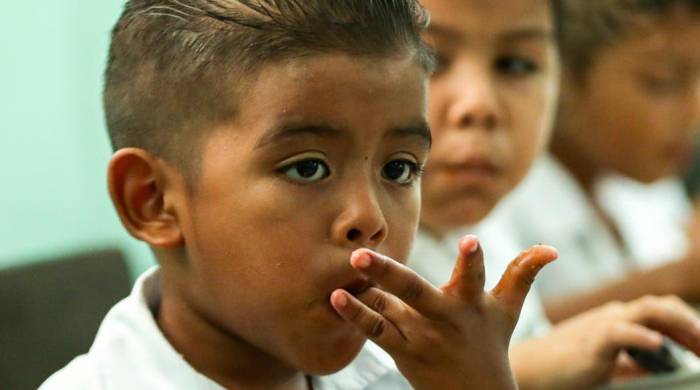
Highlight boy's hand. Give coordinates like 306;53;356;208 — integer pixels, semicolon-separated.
511;295;700;390
330;235;558;390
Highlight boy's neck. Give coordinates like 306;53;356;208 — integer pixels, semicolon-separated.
550;134;628;248
156;272;310;390
549;132;600;197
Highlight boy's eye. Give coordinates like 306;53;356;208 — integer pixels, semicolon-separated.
640;75;683;95
433;53;452;75
382;159;421;185
282;159;330;183
494;55;538;76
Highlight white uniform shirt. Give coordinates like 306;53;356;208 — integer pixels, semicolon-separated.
478;154;691;303
409;227;551;344
40;267;412;390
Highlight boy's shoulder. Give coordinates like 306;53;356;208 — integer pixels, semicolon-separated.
39;355;101;389
39;267;224;390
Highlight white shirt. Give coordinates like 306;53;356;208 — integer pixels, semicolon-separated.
409;227;551;344
40;267;411;390
478;154;691;303
594;173;690;269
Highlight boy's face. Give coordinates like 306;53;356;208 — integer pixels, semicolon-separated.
170;55;429;374
419;0;559;233
558;14;700;183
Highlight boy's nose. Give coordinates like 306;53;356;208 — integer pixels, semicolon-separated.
331;188;388;249
447;64;501;131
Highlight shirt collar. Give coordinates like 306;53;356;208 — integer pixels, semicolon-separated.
501;154;601;240
314;342;400;389
89;266;224;389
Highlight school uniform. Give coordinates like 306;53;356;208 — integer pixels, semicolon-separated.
477;154;691;303
409;227;552;344
39;267;412;390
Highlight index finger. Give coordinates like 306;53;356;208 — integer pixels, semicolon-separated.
442;235;486;301
350;249;446;317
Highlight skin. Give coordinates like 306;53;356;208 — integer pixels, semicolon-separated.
108;52;558;390
419;0;560;235
545;10;700;322
416;1;700;389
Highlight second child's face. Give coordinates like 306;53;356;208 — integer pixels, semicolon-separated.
174;55;429;375
420;0;560;233
557;14;700;182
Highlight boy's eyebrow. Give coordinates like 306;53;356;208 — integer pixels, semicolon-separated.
255;124;346;149
498;27;554;44
255;121;431;149
427;24;553;44
426;24;463;42
385;122;432;148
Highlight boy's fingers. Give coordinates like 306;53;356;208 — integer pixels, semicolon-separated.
626;296;700;356
490;245;558;320
603;322;664;355
355;287;410;335
442;235;485;301
330;289;403;352
613;353;649;381
350;249;445;317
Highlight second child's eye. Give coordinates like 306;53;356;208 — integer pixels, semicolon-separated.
282;159;330;183
495;55;538;76
382;159;421;185
640;75;683;95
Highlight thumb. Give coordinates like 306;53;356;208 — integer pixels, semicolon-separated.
490;245;558;321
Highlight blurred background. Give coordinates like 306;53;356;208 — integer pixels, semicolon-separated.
1;4;152;387
1;2;153;277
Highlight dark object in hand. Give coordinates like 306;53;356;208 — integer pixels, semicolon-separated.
626;340;681;374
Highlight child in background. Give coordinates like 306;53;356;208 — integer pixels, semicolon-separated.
479;0;700;323
40;1;558;389
410;0;700;388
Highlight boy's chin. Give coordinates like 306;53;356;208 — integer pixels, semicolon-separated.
295;336;368;376
428;198;499;229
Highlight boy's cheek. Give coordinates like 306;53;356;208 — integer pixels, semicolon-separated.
383;198;421;263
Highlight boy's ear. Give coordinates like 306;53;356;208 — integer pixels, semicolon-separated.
108;148;185;248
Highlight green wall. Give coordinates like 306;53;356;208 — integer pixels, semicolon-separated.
1;2;154;278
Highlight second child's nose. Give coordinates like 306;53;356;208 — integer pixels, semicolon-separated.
448;66;501;131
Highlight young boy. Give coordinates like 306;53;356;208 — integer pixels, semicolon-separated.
40;1;558;389
479;0;700;323
410;0;700;388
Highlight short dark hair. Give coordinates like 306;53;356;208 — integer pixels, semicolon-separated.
552;0;700;80
104;0;434;180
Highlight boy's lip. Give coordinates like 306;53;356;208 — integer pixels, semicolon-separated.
340;277;375;297
439;156;501;182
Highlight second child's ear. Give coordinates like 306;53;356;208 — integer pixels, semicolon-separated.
108;148;185;248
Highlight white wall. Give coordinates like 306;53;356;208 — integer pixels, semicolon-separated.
0;1;154;277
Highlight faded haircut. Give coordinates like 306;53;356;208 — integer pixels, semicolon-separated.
104;0;434;181
552;0;700;81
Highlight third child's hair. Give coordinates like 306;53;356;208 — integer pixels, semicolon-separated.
553;0;700;80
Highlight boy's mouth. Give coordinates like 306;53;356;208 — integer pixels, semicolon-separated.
440;157;500;184
341;278;374;297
